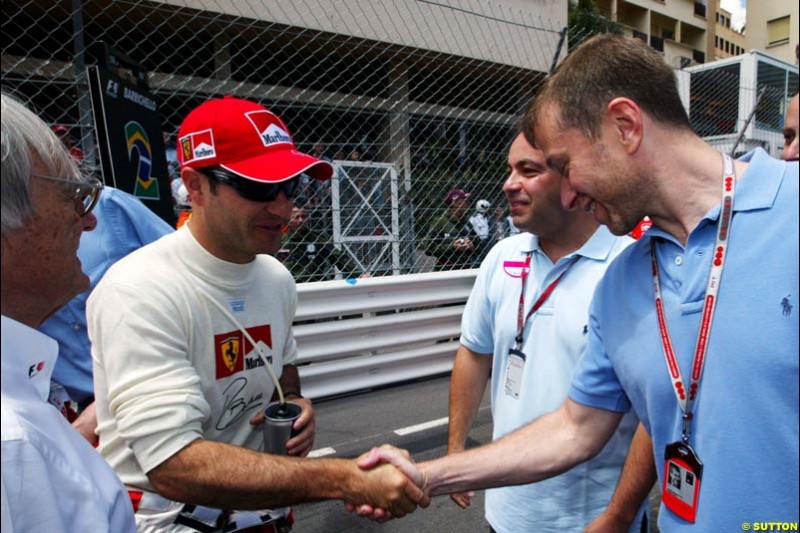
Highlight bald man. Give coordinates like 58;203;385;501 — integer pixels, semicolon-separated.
783;93;798;162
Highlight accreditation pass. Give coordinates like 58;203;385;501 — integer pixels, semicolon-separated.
504;348;526;399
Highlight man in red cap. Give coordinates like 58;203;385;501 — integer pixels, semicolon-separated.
423;187;483;271
87;96;427;532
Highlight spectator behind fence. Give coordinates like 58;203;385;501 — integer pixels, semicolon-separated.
278;203;365;283
88;96;426;532
0;92;135;532
423;188;483;270
53;123;85;162
355;35;798;531
629;216;653;240
302;144;330;205
164;131;180;182
491;206;507;241
468;199;492;243
39;186;173;444
445;133;645;532
310;144;328;160
174;182;192;229
506;213;521;236
783;93;798;162
164;130;182;207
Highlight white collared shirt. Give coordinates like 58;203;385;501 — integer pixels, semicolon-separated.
1;315;134;533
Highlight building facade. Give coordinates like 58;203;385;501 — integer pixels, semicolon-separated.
746;0;798;66
594;0;715;68
713;5;746;60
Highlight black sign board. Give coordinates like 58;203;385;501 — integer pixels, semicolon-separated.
86;44;175;224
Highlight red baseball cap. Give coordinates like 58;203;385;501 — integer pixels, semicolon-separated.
445;188;471;205
177;96;333;183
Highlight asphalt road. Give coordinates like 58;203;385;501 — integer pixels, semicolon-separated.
292;374;494;533
291;374;662;533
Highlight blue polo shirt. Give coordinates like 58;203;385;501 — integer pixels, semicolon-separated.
39;188;173;404
569;149;799;531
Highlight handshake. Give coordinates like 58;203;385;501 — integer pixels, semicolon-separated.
343;444;432;521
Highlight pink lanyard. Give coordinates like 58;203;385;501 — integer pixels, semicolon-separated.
651;154;736;444
515;254;575;349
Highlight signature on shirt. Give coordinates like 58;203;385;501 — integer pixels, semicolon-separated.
217;377;264;430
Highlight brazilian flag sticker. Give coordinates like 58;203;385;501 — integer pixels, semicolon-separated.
126;121;159;200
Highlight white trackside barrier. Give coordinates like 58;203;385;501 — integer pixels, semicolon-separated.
294;270;478;399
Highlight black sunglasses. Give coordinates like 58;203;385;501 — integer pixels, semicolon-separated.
204;169;300;203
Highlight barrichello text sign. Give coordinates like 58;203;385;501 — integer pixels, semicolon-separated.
88;65;174;224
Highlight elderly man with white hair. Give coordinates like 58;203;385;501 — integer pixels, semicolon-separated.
0;92;135;531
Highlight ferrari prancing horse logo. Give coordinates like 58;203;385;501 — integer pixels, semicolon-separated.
220;336;241;373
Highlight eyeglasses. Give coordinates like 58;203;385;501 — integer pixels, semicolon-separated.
32;174;104;216
204;169;300;203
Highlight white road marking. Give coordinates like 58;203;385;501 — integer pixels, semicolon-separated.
308;447;337;458
308;410;481;455
393;416;449;436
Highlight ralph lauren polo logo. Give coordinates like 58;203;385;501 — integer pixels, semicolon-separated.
781;296;793;317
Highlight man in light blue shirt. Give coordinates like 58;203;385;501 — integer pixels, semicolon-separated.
355;35;798;532
449;133;643;532
566;146;798;531
40;186;172;441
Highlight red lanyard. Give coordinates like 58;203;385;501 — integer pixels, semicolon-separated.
515;253;575;349
651;154;736;444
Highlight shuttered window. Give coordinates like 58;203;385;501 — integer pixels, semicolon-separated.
767;16;790;46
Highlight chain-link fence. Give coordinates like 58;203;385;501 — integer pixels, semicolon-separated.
689;59;797;157
2;0;797;283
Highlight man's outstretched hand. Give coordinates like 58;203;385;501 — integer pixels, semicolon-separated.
344;445;430;522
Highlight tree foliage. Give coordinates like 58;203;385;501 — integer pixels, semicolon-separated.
568;0;623;50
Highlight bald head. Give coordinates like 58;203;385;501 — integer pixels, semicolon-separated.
783;94;799;162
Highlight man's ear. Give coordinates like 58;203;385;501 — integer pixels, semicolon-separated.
606;97;643;155
181;167;205;206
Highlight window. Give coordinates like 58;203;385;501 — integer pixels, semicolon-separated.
651;35;664;52
767;16;790;47
693;1;706;18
